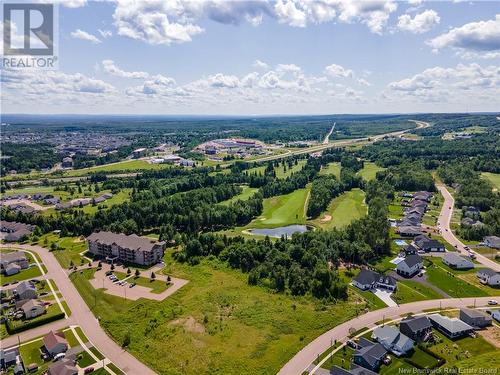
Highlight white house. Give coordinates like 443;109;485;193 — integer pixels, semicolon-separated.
443;253;474;270
477;268;500;286
372;326;414;356
396;255;423;277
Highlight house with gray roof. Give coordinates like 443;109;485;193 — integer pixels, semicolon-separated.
398;225;422;237
396;254;423;277
0;251;28;273
20;299;45;319
443;253;474;270
413;235;445;252
459;308;492;329
372;326;414;356
87;231;166;266
352;269;397;292
399;316;433;342
331;365;377;375
352;338;387;371
476;268;500;287
428;313;473;339
13;281;37;300
483;236;500;249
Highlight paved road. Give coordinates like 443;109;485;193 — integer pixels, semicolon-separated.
436;184;500;272
0;243;157;375
277;297;496;375
248;120;429;164
323;123;335;144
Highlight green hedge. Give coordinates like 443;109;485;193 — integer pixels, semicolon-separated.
5;312;65;334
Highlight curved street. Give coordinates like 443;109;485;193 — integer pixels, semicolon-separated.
0;243;157;375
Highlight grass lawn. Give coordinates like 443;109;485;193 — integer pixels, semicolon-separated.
19;338;45;367
219;186;258;206
63;328;80;348
0;264;42;284
37;234;87;269
89;346;105;360
425;262;487;298
321;346;354;371
274;159;307;179
309;189;367;230
81;189;131;215
75;326;90;343
392;280;442;304
114;271;170;294
357;162;385;181
246;187;309;229
319;162;341;178
451;351;500;368
64;160;169;176
457;273;500;296
106;363;126;375
69;254;368;375
8;303;64;330
423;191;444;226
482;172;500;191
244;166;266;176
349;286;387;309
78;350;97;367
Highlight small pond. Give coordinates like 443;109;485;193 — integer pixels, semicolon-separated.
248;225;311;238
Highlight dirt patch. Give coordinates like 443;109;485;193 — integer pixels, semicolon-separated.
320;215;332;223
171;316;206;334
479;325;500;348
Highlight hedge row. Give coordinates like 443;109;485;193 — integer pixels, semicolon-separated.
5;312;65;334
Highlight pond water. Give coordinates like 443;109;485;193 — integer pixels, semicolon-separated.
248;225;311;238
394;239;407;246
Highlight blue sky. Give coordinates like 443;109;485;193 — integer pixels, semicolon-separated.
2;0;499;115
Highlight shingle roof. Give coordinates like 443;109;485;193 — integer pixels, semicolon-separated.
429;314;473;334
43;331;68;351
87;231;165;253
477;268;497;277
401;254;423;268
460;308;490;319
14;281;35;294
21;299;44;313
443;253;474;267
354;269;380;286
1;251;26;264
400;316;432;332
354;339;387;368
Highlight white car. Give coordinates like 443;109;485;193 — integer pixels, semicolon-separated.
488;300;498;305
53;353;66;361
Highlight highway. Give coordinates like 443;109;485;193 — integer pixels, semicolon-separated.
0;243;157;375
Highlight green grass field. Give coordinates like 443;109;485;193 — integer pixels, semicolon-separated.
0;250;42;284
246;187;309;229
482;172;500;190
425;261;487;298
219;186;258;206
357;162;385;181
113;271;170;294
69;254;368;375
309;189;367;230
319;162;341;178
64;160;169;176
37;234;87;269
392;280;443;304
244;166;266;176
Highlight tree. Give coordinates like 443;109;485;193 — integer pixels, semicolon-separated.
150;272;156;281
122;332;131;347
127;268;131;275
110;264;115;271
135;269;140;278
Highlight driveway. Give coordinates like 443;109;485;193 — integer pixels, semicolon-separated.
372;288;397;307
0;243;157;375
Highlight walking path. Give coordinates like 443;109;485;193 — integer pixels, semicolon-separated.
323;122;335;144
436;184;500;272
0;243;157;375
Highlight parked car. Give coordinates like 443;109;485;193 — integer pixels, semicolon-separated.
129;283;136;288
105;271;113;276
53;353;66;362
84;367;95;374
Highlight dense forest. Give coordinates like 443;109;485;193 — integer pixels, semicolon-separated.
0;144;61;175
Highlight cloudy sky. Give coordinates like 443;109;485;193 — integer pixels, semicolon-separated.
1;0;499;115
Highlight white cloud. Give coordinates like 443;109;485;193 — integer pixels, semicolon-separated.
102;60;149;79
98;29;113;38
397;9;440;34
407;0;423;5
427;14;500;55
71;29;101;44
387;63;499;103
325;63;353;78
208;73;241;88
253;59;269;70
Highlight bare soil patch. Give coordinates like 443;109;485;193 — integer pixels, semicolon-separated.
320;215;332;223
171;316;206;334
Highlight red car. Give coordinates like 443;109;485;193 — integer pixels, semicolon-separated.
84;367;95;374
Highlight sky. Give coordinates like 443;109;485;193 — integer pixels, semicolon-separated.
1;0;499;115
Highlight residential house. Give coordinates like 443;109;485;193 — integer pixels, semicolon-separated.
0;221;34;242
413;191;432;202
4;263;21;276
483;236;500;249
398;226;422;237
87;231;166;266
43;331;68;356
13;281;37;300
428;314;474;339
413;235;445;252
396;254;423;277
490;310;500;323
0;349;17;370
463;206;480;219
0;251;29;272
20;299;45;319
402;245;418;256
459;308;492;329
352;338;387;371
399;316;433;342
476;268;500;287
352;269;397;292
443;253;474;270
47;358;77;375
399;218;421;227
331;365;377;375
372;326;414;356
61;157;73;168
